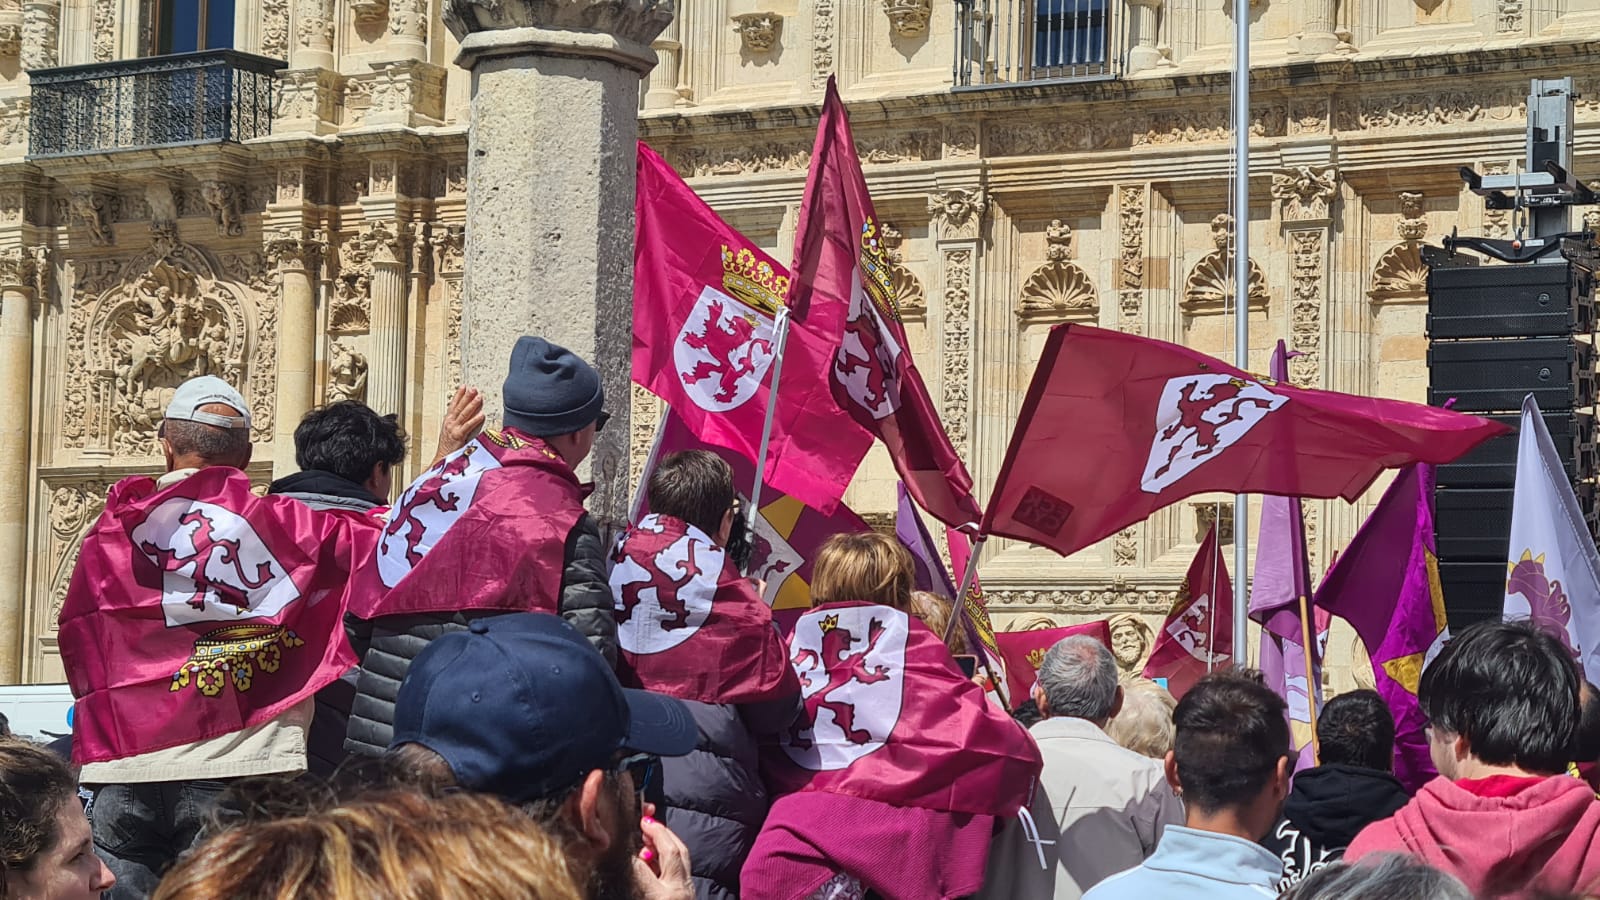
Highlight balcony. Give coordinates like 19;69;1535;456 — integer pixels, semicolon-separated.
955;0;1123;88
28;50;284;159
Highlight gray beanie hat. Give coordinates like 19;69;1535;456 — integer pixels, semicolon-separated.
502;336;606;437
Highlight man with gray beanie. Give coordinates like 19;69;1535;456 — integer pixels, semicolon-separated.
979;635;1184;900
345;336;617;758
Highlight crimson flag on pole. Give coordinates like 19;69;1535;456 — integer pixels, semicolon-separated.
1142;524;1233;700
788;78;982;528
633;143;869;513
58;468;363;764
992;620;1112;704
983;324;1509;557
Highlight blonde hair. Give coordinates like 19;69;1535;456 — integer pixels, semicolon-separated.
909;591;970;655
151;790;581;900
1106;677;1179;758
811;532;915;611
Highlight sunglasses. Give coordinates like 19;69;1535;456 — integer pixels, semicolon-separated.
615;752;660;799
595;411;610;433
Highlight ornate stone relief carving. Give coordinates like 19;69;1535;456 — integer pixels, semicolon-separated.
1288;230;1325;387
1113;529;1137;566
1193;501;1234;543
47;480;110;626
1018;219;1098;320
295;0;333;50
1335;88;1524;132
431;224;465;387
732;12;781;52
259;0;288;57
0;20;18;58
629;383;660;489
943;125;978;159
928;189;988;241
858;130;939;164
985;105;1285;157
1370;191;1429;303
1482;162;1512;239
62;240;278;454
664;143;809;178
940;248;973;454
1118;185;1147;334
1585;208;1600;237
68;191;114;246
0;98;30;149
879;223;925;320
265;227;324;273
440;0;674;45
327;338;369;402
1496;0;1522;32
276;69;342;124
984;577;1181;615
20;0;58;70
90;0;114;60
1271;165;1338;221
1182;215;1268;315
811;0;834;87
199;180;244;237
388;0;426;39
350;0;388;25
882;0;931;37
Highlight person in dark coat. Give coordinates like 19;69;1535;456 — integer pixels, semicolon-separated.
1261;689;1411;888
612;450;802;900
344;338;618;760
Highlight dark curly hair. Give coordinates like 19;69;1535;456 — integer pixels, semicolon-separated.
0;739;79;897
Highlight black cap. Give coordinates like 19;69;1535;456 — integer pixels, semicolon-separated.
390;612;695;803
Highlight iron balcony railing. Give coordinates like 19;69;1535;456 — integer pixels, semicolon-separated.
955;0;1123;88
29;50;284;159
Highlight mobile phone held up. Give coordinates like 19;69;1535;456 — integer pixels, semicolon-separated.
954;655;978;678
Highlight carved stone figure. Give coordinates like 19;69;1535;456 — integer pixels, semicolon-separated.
882;0;931;37
327;339;369;402
1270;165;1339;220
928;188;988;241
1107;613;1156;674
68;191;113;246
200;180;244;237
732;12;781;52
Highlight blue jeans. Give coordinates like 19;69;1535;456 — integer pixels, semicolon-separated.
90;780;229;899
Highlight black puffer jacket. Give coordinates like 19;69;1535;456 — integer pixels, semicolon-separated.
660;694;802;900
343;513;615;758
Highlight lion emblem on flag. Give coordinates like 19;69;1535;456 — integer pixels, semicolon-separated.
832;277;904;421
1141;374;1288;494
782;606;907;771
131;498;302;627
1169;590;1226;664
610;515;722;655
673;286;777;413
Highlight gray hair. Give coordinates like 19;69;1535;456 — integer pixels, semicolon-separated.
1106;677;1177;758
1037;635;1119;720
1279;856;1473;900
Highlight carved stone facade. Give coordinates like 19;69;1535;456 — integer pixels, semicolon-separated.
2;0;1598;694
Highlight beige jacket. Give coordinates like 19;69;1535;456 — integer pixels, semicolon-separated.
979;716;1185;900
79;467;313;785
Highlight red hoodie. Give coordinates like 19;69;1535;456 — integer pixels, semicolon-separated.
1347;775;1600;898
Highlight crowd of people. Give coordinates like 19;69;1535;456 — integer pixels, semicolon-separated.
6;335;1600;900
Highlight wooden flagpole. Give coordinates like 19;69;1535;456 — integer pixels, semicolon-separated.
1298;592;1321;763
742;306;792;572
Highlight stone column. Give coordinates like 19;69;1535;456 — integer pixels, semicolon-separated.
293;0;335;69
0;247;37;680
388;0;428;60
267;229;324;478
927;187;988;467
445;0;673;526
1125;0;1163;74
365;221;409;418
1297;0;1340;55
641;14;680;110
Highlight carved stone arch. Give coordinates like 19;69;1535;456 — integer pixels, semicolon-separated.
65;240;263;456
1182;251;1270;314
1018;258;1099;321
1368;242;1428;302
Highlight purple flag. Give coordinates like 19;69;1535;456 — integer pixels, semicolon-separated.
1250;341;1328;762
1314;463;1446;792
893;483;1002;691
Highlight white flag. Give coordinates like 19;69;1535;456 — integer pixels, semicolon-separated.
1504;394;1600;678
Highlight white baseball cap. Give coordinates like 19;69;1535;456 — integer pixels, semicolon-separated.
164;376;250;430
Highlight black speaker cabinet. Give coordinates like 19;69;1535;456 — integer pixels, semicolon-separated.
1427;337;1595;413
1437;560;1512;630
1435;410;1595;488
1428;261;1595;339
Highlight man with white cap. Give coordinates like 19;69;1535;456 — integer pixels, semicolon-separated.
78;375;317;899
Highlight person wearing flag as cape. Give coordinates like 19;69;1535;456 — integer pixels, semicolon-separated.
344;336;617;758
610;449;802;900
60;376;368;899
741;532;1041;900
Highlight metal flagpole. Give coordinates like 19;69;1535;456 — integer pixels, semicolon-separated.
744;306;792;547
944;535;987;648
1231;0;1252;666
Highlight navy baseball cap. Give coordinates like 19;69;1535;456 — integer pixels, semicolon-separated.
390;612;696;804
